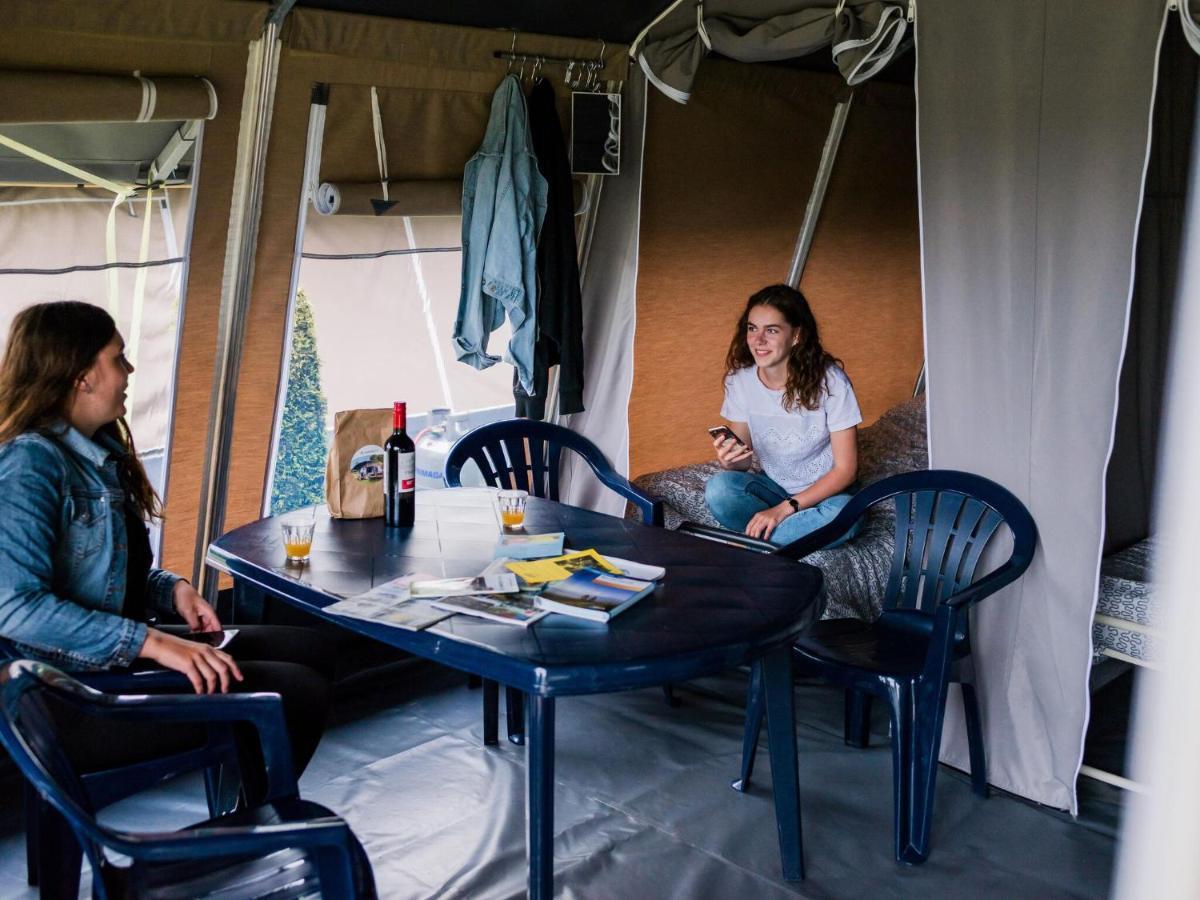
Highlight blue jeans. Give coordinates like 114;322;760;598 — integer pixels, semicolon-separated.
704;470;861;549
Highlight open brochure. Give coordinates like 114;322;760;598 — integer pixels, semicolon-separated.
494;531;565;560
408;573;519;597
431;593;548;627
535;567;657;623
505;549;666;585
323;574;454;631
504;549;622;584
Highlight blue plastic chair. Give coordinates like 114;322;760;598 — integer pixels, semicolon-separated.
445;419;665;744
0;659;375;899
444;418;662;526
734;470;1037;864
0;637;223;897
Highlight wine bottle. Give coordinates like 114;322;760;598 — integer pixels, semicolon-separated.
384;401;415;527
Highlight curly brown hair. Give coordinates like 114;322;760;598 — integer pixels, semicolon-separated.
0;302;162;520
723;284;844;412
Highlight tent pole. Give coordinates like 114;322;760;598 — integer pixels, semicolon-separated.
785;94;854;287
193;7;291;595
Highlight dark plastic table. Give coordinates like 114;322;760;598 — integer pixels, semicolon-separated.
207;488;824;897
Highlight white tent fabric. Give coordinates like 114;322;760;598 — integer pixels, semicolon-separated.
560;70;647;516
631;0;908;104
916;0;1165;811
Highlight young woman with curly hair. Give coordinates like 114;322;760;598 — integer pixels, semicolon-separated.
705;284;862;547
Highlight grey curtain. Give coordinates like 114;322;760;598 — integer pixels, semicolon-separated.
559;69;647;516
917;0;1164;811
632;0;907;103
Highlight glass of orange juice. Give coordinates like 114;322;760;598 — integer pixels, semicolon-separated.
281;518;315;564
498;489;528;530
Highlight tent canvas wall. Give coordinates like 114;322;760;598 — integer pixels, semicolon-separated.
1;0;1196;825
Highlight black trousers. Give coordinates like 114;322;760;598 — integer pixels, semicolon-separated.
56;624;335;783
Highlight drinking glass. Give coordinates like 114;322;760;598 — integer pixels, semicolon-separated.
281;518;315;564
498;489;528;530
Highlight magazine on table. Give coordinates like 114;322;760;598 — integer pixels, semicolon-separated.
431;592;548;627
534;567;658;623
494;531;566;560
504;549;622;584
324;574;454;631
408;572;519;597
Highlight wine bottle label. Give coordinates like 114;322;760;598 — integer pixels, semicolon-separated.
399;452;415;492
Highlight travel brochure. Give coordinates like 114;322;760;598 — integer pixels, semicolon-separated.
535;567;658;622
321;536;665;629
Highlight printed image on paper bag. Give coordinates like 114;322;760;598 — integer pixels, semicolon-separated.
325;408;393;519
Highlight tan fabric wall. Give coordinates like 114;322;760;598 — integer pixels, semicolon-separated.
221;9;633;558
629;60;922;478
0;0;264;578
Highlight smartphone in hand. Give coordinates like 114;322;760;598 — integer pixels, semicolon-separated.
707;425;746;446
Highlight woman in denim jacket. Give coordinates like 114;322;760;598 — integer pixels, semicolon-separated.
0;302;332;778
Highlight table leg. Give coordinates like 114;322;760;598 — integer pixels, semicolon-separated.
526;694;555;900
762;644;804;880
482;680;499;746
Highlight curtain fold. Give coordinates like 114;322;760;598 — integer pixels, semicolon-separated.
559;70;647;516
917;0;1164;811
632;0;908;103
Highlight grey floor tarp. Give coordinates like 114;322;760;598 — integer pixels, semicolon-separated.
0;664;1117;898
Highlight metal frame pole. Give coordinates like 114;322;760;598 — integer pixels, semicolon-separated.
785;94;854;287
193;4;293;594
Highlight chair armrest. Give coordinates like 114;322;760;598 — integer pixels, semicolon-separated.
677;522;775;553
946;560;1026;610
593;467;663;526
102;817;355;862
77;668;192;694
772;502;865;560
88;691;297;802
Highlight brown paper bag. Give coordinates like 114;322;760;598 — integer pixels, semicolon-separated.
325;408;391;519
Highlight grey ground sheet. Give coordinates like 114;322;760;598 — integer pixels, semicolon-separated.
0;663;1116;898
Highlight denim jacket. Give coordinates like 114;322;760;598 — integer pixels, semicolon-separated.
0;426;180;670
454;74;548;394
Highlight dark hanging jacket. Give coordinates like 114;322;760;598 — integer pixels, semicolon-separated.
514;77;585;418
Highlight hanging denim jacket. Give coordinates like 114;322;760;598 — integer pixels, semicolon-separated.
454;74;548;394
0;425;180;670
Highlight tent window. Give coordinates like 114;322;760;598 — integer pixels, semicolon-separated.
266;213;516;515
0;120;201;559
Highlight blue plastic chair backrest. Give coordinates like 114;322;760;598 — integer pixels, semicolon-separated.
444;420;661;527
0;662;105;860
799;470;1037;641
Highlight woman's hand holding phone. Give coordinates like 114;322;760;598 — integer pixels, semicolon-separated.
710;426;752;469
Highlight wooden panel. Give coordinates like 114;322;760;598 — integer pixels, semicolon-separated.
629;61;923;479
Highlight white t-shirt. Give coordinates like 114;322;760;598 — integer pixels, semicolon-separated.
720;365;862;495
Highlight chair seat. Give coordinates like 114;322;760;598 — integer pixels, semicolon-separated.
794;619;964;680
115;799;366;900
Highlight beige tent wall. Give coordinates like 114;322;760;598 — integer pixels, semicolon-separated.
233;9;631;525
0;0;265;578
629;60;922;478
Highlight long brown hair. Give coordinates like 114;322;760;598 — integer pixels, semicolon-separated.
724;284;844;412
0;302;162;520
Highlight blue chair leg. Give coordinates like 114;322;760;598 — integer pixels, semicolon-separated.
506;688;525;745
37;802;82;900
662;684;681;708
483;679;499;746
884;680;914;863
844;689;873;748
761;645;804;881
889;675;952;865
22;782;37;886
526;694;556;900
960;682;989;798
732;660;765;792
